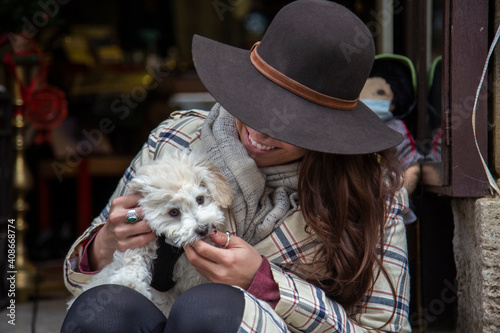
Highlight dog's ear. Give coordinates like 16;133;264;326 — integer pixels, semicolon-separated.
127;175;150;195
202;167;233;208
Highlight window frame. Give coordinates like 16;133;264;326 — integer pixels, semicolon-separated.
420;0;490;197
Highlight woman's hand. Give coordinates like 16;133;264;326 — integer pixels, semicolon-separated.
89;194;156;271
184;231;263;290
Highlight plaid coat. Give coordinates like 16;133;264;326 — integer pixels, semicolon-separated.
64;110;411;332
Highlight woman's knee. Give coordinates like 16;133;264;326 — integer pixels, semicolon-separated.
166;283;245;333
61;284;166;333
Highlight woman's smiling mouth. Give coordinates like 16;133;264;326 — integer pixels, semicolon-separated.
248;133;276;151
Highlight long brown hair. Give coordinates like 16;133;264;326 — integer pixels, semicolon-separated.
298;149;403;310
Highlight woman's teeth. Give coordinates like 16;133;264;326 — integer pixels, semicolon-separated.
249;134;276;151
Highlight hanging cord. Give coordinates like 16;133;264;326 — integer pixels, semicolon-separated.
472;24;500;196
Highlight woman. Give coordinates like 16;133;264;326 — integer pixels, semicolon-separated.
62;1;411;332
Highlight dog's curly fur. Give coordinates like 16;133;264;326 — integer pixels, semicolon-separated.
67;150;233;316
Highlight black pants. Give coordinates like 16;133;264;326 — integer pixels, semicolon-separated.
61;283;245;333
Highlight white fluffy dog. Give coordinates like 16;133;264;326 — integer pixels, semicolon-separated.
68;150;233;316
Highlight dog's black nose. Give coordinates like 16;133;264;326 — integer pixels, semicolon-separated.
196;225;210;237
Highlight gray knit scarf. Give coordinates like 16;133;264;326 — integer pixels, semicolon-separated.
199;104;300;245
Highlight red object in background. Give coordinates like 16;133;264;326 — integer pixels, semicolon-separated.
1;33;68;144
25;84;68;144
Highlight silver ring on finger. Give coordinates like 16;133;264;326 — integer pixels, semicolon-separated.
126;208;140;224
223;231;231;249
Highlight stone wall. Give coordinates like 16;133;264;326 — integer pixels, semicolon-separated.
452;197;500;332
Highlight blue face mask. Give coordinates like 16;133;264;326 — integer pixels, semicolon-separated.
361;99;393;121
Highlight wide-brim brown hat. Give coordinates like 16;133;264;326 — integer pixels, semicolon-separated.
192;0;403;154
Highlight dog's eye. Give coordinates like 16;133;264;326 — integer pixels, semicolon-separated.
196;196;204;205
169;208;180;217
